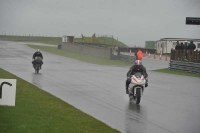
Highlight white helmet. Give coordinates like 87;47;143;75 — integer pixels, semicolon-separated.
37;49;40;52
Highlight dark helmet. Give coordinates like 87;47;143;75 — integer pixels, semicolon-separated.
134;60;142;69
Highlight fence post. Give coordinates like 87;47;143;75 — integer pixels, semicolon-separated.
198;51;200;63
188;50;191;62
182;49;185;61
191;50;194;62
180;50;182;61
171;49;173;60
195;50;199;63
175;50;178;61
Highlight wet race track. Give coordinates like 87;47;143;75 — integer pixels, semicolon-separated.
0;41;200;133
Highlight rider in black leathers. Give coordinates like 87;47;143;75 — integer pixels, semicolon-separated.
32;49;43;69
125;60;148;94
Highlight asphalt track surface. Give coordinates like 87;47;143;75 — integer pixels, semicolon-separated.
0;41;200;133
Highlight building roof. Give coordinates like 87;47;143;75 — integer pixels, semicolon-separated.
158;38;200;41
62;35;74;37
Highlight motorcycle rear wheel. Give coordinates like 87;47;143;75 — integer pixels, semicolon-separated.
35;64;40;74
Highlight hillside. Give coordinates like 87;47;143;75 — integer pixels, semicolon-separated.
75;36;127;47
0;35;128;47
0;35;61;45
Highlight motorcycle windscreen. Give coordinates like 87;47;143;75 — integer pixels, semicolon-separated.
134;72;142;78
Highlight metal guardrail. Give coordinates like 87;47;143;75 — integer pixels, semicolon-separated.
74;42;109;48
169;60;200;73
115;54;136;63
120;54;136;63
118;47;156;54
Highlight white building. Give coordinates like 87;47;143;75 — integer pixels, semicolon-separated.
156;38;200;54
62;35;74;43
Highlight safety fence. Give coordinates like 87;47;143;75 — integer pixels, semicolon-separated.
61;42;112;59
169;60;200;74
111;53;136;63
170;49;200;63
118;47;156;54
74;42;108;48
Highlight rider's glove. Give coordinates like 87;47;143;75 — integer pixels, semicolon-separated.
127;76;131;81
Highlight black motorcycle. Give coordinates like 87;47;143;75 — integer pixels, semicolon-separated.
32;57;43;74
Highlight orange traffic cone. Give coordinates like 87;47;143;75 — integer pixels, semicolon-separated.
129;49;132;55
154;53;156;59
165;55;168;61
159;54;162;60
148;53;151;58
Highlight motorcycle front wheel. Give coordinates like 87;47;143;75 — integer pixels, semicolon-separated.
135;89;141;104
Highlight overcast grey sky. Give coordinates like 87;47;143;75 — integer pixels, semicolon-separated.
0;0;199;46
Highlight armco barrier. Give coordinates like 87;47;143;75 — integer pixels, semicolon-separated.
169;60;200;73
111;53;136;63
61;42;112;59
118;47;156;54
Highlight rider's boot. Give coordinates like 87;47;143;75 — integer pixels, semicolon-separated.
126;86;129;94
145;78;148;87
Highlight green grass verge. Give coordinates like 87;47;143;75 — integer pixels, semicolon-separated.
154;68;200;78
0;35;127;47
0;68;120;133
75;36;127;47
0;35;61;45
27;44;132;66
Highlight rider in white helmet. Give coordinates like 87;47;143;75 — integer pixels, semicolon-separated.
125;60;148;94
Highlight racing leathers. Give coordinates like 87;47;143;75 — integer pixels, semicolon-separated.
125;65;148;94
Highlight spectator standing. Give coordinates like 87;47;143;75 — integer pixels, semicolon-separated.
187;41;196;59
175;41;181;60
180;42;184;60
175;41;181;50
184;41;188;60
187;41;196;51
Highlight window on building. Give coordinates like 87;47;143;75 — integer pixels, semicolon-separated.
198;43;200;48
161;42;164;48
172;42;176;48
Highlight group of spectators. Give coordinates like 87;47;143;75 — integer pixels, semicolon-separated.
175;41;196;60
175;41;196;51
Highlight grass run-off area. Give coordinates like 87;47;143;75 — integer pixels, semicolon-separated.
27;44;132;66
0;35;61;45
0;35;127;47
0;68;120;133
154;68;200;78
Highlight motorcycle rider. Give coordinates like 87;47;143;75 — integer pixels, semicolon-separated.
32;49;43;69
125;60;148;94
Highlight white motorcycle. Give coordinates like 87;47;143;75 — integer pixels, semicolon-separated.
128;72;146;104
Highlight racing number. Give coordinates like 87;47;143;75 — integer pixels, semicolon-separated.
0;82;12;99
